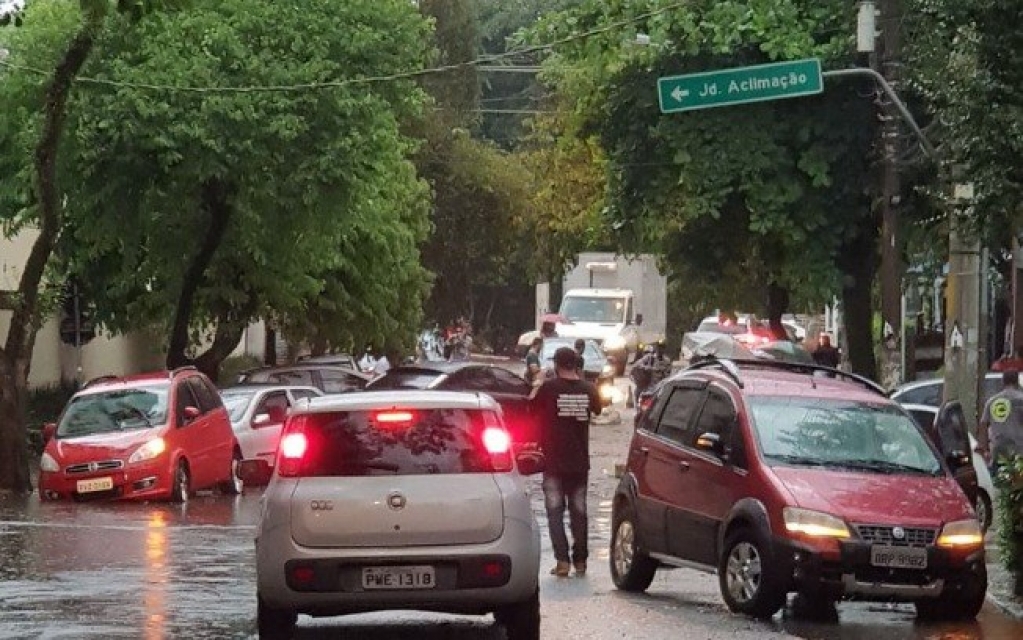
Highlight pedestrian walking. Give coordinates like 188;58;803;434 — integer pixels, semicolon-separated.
631;340;672;397
532;347;601;578
977;370;1023;473
812;334;841;368
573;338;586;374
524;337;544;398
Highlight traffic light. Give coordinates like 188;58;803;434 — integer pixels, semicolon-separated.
59;281;96;346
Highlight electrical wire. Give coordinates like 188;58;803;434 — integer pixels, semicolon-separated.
0;1;690;94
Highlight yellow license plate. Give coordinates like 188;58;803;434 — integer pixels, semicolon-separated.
76;477;114;493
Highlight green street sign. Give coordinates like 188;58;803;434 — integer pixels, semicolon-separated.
658;58;823;113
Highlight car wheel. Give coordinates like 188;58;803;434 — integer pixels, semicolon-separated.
257;595;297;639
494;588;539;640
718;527;786;620
221;448;243;495
915;562;987;621
975;489;992;533
170;459;191;504
610;503;658;592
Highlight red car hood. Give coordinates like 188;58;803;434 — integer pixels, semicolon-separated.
50;429;159;463
772;466;974;526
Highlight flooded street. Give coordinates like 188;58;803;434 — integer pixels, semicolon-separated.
2;386;1023;639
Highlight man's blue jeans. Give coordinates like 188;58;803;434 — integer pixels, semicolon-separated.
542;472;588;563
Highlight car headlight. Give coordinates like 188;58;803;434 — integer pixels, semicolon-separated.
937;519;984;548
783;507;851;538
40;452;59;473
128;437;167;464
604;336;626;350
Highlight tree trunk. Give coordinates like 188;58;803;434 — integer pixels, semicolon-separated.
193;317;250;384
765;281;790;340
166;179;233;369
841;224;879;379
0;19;99;493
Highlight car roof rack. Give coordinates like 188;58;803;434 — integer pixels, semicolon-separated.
686;358;886;396
82;374;121;389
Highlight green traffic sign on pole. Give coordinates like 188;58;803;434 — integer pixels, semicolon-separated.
658;58;823;113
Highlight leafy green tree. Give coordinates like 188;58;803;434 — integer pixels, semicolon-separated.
57;0;432;377
526;0;884;375
0;0;181;493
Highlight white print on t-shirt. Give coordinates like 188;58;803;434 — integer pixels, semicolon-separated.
557;394;591;421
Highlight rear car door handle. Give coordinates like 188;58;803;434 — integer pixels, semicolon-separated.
678;461;690;472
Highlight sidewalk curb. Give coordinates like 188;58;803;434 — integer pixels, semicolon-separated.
986;591;1023;620
985;560;1023;620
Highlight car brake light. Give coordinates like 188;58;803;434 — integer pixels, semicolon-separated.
277;431;308;477
374;410;415;425
639;395;654;413
481;427;512;472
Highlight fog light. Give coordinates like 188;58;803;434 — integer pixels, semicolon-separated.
132;477;157;491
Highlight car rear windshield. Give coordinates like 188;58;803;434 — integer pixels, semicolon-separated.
286;408;501;476
57;384;170;437
366;370;442;390
748;396;942;476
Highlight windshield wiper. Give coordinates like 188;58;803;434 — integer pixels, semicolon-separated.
834;459;939;476
117;405;153;429
765;454;831;468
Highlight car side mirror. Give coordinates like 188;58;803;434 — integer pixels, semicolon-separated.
42;422;56;443
183;406;201;422
515;450;545;476
946;450;972;470
695;431;725;457
238;458;272;485
252;413;271;427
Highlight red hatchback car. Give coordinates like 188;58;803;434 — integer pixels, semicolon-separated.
38;367;241;502
612;359;986;621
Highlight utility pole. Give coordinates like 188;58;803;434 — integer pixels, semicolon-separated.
876;0;903;374
944;179;983;430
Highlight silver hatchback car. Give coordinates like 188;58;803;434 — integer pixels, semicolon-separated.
241;390;543;640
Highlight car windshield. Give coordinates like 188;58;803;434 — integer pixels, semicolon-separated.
749;396;942;476
220;390;257;422
540;340;602;364
366;370;443;390
57;384;170;438
559;296;626;324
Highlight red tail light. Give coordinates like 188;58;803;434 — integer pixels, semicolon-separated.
639;395;654;413
277;431;308;477
481;426;512;472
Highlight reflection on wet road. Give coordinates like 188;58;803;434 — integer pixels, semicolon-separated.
1;479;1022;639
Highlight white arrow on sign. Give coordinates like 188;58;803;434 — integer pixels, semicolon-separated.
671;86;690;102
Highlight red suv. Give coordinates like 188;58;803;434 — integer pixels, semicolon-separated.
611;359;986;621
38;367;241;502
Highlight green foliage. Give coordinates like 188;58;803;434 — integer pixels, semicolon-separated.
525;0;870;313
995;455;1023;576
24;380;78;455
49;0;432;361
216;353;261;388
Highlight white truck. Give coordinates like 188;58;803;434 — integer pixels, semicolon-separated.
521;253;667;375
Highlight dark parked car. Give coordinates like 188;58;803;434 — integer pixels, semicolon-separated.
237;365;370;394
366;362;537;446
295;353;359;371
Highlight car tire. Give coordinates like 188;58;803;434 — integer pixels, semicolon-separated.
257;595;297;639
170;459;191;504
495;588;539;640
610;503;658;592
975;489;993;533
915;562;987;621
221;448;244;496
718;527;786;620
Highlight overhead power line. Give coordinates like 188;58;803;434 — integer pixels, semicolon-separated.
0;1;688;94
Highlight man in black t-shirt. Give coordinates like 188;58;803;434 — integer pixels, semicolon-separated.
533;347;601;577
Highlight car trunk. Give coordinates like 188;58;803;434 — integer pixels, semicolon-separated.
289;475;505;548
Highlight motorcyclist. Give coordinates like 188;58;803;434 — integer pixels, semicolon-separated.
631;340;672;397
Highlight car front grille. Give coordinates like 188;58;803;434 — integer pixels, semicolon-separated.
65;460;124;475
854;524;937;546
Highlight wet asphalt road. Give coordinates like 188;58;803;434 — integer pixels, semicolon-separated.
2;378;1022;639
